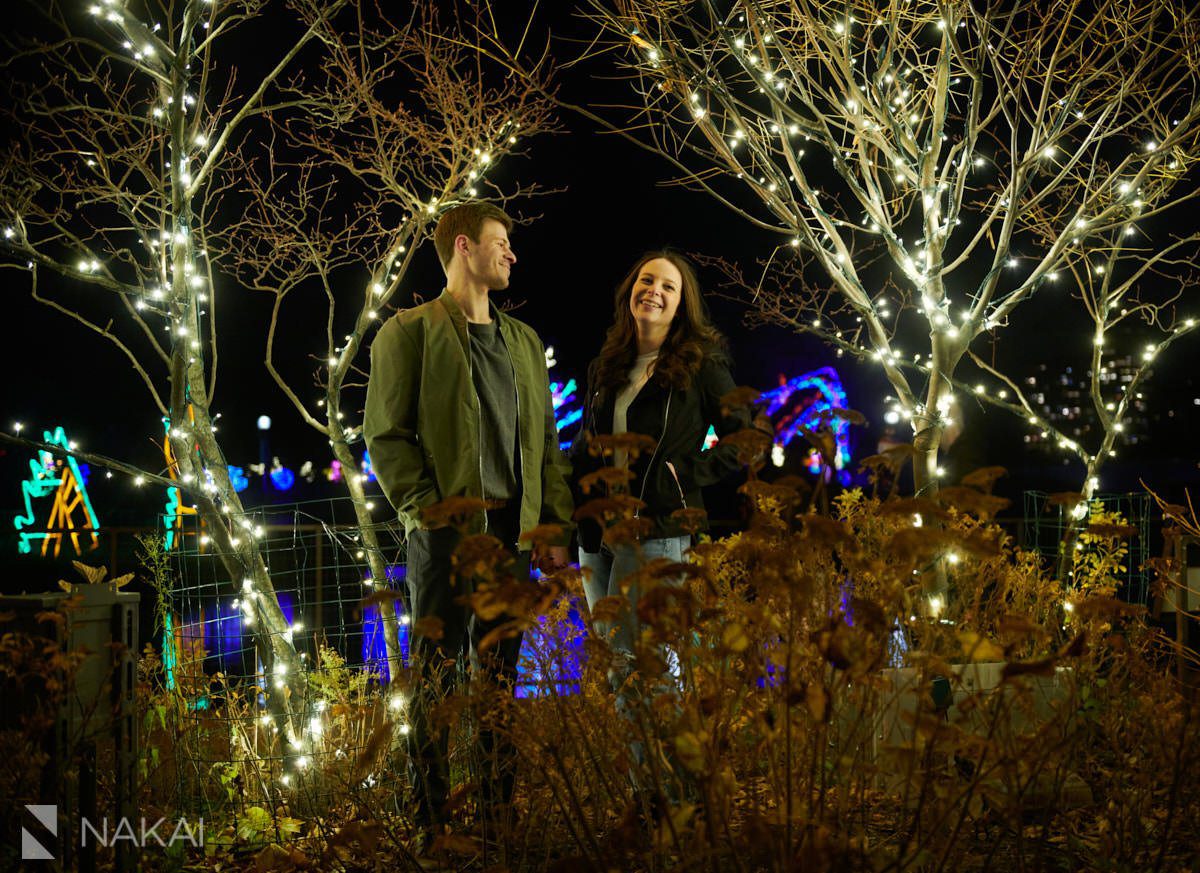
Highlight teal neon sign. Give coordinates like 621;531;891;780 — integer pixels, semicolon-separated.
13;426;101;556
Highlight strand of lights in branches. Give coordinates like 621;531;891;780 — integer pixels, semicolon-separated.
627;8;1195;470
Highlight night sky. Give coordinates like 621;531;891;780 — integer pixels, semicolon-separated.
3;2;1199;543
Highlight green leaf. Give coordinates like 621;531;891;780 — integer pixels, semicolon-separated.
277;816;303;839
237;806;273;842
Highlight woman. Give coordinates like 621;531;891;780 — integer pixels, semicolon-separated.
569;250;750;655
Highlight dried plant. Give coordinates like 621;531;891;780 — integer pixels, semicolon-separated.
2;460;1191;870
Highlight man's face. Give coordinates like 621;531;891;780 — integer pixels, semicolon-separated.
461;218;516;290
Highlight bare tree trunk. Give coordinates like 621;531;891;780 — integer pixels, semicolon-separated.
329;430;403;682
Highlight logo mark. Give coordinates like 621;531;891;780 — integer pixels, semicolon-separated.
22;804;57;860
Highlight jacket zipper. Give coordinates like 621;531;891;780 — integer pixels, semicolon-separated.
587;388;608;470
503;328;525;550
636;389;672;518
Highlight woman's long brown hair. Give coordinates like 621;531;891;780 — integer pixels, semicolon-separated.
593;251;727;395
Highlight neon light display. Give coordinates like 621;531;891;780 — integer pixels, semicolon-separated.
760;366;853;483
227;465;249;492
360;450;376;483
269;462;295;491
163;612;176;690
13;426;101;557
550;375;582;451
362;564;409;681
161;408;199;551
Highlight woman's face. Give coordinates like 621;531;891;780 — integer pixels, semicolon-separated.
628;257;683;334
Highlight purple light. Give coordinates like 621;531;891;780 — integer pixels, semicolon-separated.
516;598;586;698
760;366;853;480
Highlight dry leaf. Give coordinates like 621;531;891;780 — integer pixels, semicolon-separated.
411;616;445;641
806;683;831;722
720;623;750;654
72;561;107;584
957;630;1006;662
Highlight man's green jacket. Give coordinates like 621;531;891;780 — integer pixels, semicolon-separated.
364;290;574;543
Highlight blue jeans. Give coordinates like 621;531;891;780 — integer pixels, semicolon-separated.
579;536;691;658
579;536;690;785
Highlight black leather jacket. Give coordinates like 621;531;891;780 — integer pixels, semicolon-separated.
568;353;751;552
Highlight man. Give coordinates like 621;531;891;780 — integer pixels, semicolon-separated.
364;201;572;839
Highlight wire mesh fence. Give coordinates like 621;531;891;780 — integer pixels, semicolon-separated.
169;497;410;687
163;497;411;821
1022;490;1153;604
159;497;587;823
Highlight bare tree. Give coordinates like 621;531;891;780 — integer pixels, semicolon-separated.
0;0;349;733
217;2;556;681
544;0;1200;500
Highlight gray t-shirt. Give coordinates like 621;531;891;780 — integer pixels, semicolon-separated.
612;350;658;469
467;319;520;501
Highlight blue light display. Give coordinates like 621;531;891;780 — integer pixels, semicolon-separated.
550;376;582;452
362;564;409;682
269;465;295;491
360;450;377;483
760;366;853;484
227;465;249;492
516;602;586;698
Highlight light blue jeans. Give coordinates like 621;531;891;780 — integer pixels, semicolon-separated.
579;536;690;786
579;535;691;659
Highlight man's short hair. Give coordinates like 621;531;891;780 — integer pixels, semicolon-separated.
433;201;514;270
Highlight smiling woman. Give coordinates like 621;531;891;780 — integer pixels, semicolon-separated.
591;251;724;397
630;257;683;347
568;249;755;781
